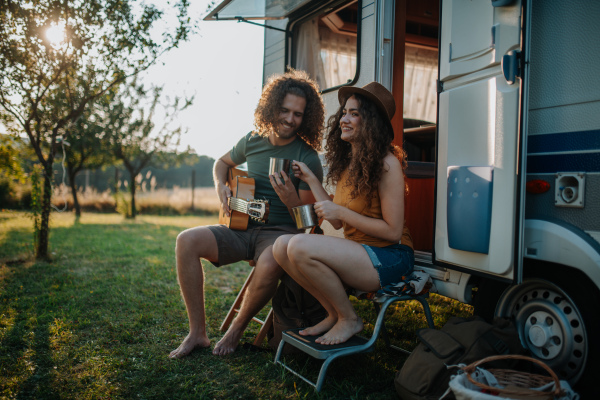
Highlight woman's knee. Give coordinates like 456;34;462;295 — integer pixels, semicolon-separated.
273;234;294;264
287;235;313;263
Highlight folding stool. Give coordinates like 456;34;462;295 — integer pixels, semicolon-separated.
273;293;435;392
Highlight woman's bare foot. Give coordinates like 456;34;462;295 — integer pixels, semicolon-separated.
212;323;245;356
315;317;363;345
299;315;337;337
169;333;210;358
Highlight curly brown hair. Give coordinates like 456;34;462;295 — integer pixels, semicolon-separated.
253;69;324;151
325;93;408;204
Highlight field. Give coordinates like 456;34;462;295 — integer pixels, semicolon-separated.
49;186;222;215
0;211;472;399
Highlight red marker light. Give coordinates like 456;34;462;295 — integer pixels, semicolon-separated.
526;179;550;194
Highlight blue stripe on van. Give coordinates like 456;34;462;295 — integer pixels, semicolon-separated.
527;152;600;173
528;129;600;154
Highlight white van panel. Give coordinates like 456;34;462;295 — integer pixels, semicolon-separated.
263;19;288;83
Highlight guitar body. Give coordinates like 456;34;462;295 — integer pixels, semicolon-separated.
219;168;268;230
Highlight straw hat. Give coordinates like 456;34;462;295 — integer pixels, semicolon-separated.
338;82;396;121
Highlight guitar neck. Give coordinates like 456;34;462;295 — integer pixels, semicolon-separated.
228;197;269;223
229;197;250;214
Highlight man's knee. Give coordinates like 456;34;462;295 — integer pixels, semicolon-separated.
176;227;217;260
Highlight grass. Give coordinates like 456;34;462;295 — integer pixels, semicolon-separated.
0;211;473;399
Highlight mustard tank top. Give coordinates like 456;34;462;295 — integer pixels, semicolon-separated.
333;170;413;249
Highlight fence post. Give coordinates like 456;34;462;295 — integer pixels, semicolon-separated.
191;170;195;211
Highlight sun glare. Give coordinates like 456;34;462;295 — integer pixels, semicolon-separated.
46;22;66;46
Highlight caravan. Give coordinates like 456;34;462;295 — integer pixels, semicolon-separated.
206;0;600;394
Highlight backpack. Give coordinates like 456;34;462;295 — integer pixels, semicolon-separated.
395;316;525;400
268;273;328;353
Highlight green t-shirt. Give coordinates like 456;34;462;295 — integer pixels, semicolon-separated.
230;132;323;227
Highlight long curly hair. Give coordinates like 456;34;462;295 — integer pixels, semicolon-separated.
325;93;408;204
253;69;324;151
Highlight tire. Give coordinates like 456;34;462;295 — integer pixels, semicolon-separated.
495;271;600;396
471;277;509;323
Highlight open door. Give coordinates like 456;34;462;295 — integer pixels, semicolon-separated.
434;0;525;281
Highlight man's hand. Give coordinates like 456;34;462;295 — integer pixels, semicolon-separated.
213;152;237;217
269;170;301;209
217;182;232;217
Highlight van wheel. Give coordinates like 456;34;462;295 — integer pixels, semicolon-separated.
495;277;599;392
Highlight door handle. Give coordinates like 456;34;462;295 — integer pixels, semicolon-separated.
501;50;521;85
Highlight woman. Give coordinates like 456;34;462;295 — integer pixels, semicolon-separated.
272;82;414;345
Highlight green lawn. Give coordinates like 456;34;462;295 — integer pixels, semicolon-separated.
0;211;472;399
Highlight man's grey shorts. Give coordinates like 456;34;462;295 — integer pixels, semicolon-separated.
207;224;302;267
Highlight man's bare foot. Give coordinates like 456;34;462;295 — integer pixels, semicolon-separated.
212;324;244;356
169;333;210;358
315;317;363;345
299;315;337;337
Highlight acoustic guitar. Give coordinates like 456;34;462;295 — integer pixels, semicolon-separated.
218;167;269;231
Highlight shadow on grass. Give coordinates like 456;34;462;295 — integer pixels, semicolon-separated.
0;260;69;399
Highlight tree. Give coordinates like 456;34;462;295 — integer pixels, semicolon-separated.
0;0;191;259
103;79;193;219
63;93;116;218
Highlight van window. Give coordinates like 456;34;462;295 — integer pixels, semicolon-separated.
292;1;359;91
404;46;438;123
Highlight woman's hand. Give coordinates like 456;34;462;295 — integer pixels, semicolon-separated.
314;200;345;223
292;160;318;185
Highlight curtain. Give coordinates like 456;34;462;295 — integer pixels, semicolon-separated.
319;27;357;88
295;18;326;89
295;17;357;90
404;46;438;123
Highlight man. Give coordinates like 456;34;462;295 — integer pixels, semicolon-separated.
169;70;325;358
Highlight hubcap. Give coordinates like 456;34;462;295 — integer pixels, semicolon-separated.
497;280;587;382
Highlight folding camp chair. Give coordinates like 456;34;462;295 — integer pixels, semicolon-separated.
220;267;274;346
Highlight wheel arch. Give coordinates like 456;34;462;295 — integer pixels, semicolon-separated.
524;218;600;289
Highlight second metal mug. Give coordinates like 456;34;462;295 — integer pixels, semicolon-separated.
291;204;319;230
269;157;291;178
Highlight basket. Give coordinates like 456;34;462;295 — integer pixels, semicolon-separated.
462;354;563;400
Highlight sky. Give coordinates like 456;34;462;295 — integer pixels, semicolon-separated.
0;1;265;161
140;0;266;160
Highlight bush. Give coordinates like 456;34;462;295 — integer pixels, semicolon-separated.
0;177;32;210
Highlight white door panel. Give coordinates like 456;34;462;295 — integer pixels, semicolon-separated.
435;0;523;280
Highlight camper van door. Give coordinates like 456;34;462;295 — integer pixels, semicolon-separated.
434;0;526;282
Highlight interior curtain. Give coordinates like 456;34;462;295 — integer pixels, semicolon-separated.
295;18;326;89
404;46;438;123
319;27;357;88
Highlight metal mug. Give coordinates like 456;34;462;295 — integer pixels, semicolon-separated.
269;157;291;178
291;204;319;230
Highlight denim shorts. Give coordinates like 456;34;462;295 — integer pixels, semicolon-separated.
361;243;414;288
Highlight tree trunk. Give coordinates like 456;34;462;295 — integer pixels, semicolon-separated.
37;165;53;259
114;168;120;194
69;170;81;218
129;171;137;219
